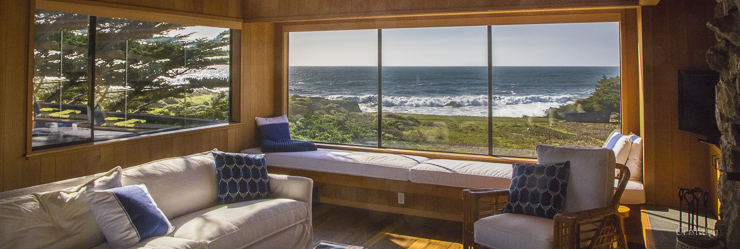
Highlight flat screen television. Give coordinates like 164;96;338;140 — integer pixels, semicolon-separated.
678;70;721;144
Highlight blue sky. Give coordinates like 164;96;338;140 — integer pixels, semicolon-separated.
288;22;620;67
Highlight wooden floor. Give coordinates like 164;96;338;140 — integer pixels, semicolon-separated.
312;204;646;249
312;204;463;249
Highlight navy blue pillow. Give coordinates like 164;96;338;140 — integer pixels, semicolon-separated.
502;162;570;219
212;151;272;204
255;115;291;141
261;139;318;153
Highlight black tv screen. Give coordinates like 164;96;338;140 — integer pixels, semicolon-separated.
678;70;721;144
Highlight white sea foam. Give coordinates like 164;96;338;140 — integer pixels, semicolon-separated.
318;94;576;117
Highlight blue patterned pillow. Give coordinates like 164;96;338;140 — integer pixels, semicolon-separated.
261;139;317;153
502;162;570;219
255;115;291;141
86;184;173;249
212;151;272;204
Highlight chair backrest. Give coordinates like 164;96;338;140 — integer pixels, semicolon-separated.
537;144;616;213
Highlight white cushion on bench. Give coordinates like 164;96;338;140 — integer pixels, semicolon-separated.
241;148;428;181
620;180;645;204
409;159;513;189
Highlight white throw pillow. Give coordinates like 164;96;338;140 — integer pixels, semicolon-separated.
626;135;643;182
603;130;632;165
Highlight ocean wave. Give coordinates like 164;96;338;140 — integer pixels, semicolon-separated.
321;94;573;108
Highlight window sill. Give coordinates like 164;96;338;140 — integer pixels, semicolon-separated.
26;122;242;158
316;143;538;165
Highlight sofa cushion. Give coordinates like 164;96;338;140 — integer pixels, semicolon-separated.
122;152;217;220
170;198;309;248
213;151;271;204
474;213;554;249
0;167;122;249
502;162;570;219
90;236;207;249
408;159;512;189
242;148;428;181
537;145;615;213
87;185;174;249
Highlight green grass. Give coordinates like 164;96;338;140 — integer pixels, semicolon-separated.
288;95;619;158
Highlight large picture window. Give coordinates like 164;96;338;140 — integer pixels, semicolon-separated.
32;9;232;150
288;22;620;158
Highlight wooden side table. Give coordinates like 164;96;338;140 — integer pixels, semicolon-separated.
619;205;630;218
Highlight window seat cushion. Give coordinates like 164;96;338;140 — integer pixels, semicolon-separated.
408;159;513;189
241;148;429;181
619;180;645;204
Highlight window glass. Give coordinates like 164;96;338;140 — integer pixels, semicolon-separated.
94;18;230;140
32;10;90;148
490;23;621;157
32;9;231;150
288;30;378;146
381;26;488;154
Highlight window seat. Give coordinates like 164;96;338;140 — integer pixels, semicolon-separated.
240;148;430;181
622;180;646;204
241;148;514;188
243;147;646;203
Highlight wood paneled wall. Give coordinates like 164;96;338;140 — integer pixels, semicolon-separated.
244;0;642;22
640;0;717;207
77;0;243;18
0;0;277;192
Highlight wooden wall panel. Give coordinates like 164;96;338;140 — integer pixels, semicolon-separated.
640;0;716;206
244;0;641;22
83;0;243;19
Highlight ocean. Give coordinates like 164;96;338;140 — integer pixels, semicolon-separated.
288;66;620;117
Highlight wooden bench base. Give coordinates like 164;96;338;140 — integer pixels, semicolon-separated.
269;166;466;221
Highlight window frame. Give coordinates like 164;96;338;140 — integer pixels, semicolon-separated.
280;9;641;160
27;1;243;154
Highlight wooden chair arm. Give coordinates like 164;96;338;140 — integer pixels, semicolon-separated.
554;207;626;249
462;189;509;249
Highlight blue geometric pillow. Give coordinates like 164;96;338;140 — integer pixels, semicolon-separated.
261;139;317;153
86;184;173;249
255;115;291;141
502;162;570;219
212;151;272;204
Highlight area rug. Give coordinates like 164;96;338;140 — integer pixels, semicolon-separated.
312;240;364;249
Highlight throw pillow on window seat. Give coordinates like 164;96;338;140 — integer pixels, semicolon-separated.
502;162;570;219
255;115;291;141
603;129;632;166
261;139;318;153
212;151;272;205
255;115;317;152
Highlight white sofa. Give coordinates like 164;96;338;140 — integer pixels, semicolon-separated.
242;147;645;204
0;152;314;249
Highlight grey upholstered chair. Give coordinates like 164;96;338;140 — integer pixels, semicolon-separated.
463;144;630;249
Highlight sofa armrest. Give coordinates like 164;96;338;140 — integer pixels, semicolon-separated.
269;174;314;205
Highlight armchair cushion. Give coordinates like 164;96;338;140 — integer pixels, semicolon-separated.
502;162;570;219
536;145;615;213
474;213;554;249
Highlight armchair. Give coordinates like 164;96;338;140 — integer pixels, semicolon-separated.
463;145;630;249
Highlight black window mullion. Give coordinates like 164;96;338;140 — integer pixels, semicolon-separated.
87;16;97;142
377;29;383;148
488;26;493;157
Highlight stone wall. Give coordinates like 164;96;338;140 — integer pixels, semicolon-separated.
706;0;740;247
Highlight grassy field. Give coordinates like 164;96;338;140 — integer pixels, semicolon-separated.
288;96;619;158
